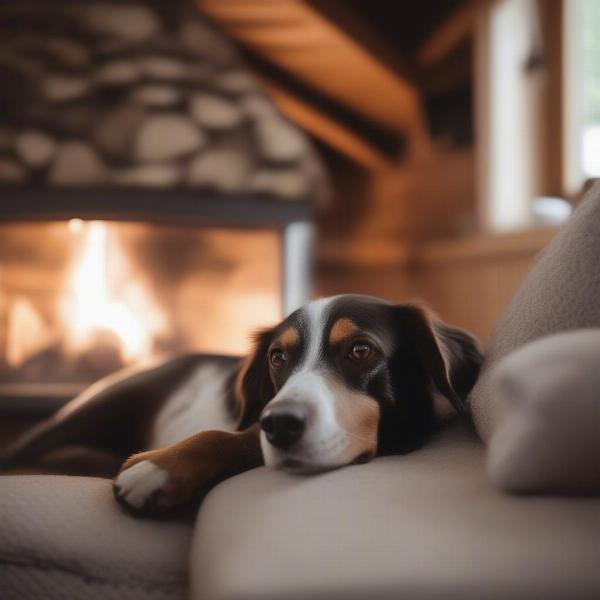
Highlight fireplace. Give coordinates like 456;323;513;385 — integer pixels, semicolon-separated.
0;1;322;408
0;189;313;408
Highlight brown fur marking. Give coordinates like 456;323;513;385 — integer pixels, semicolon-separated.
118;424;262;513
275;326;299;350
329;318;359;345
328;378;380;462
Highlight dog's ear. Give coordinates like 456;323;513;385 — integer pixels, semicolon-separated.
395;304;483;416
234;326;276;429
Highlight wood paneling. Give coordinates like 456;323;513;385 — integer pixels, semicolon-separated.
317;227;558;343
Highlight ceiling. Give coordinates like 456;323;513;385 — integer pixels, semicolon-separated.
315;0;464;63
199;0;479;168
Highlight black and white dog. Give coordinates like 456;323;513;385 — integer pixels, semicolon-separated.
1;295;483;516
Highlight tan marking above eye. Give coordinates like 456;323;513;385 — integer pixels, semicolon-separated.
329;318;359;345
276;326;299;349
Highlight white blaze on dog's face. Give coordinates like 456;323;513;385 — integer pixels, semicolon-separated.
237;295;482;474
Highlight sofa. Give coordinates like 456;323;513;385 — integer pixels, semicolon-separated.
2;184;600;599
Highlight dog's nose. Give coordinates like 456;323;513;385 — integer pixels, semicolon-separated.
260;402;307;449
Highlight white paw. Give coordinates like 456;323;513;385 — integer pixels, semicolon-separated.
114;460;169;510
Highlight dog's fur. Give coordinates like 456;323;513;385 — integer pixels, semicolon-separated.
0;295;482;517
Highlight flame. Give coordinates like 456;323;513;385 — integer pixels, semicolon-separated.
63;220;165;363
6;296;55;367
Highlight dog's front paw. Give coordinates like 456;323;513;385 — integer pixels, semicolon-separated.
113;459;173;516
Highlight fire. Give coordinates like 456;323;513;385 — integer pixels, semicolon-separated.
63;220;165;363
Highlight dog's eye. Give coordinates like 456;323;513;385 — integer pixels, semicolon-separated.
349;342;372;361
269;349;287;369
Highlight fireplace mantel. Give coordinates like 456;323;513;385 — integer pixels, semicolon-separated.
0;187;311;228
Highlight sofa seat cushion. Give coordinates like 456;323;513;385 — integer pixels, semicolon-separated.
191;424;600;600
0;475;191;600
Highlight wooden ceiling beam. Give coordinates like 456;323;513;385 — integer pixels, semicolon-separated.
416;0;484;68
199;0;429;155
262;80;393;171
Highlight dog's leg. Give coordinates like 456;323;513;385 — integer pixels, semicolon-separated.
113;424;262;516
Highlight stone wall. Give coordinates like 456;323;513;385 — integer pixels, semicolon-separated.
0;0;325;201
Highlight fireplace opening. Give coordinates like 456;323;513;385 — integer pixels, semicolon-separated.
0;219;281;402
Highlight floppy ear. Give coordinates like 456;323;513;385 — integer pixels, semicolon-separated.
397;304;483;416
234;327;276;430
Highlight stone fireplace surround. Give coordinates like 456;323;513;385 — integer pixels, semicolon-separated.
0;0;321;406
0;0;325;199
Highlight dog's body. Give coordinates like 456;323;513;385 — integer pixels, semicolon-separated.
1;295;483;517
149;358;238;450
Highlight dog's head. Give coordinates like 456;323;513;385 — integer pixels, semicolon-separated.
235;294;482;473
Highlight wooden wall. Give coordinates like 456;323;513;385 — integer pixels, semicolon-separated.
317;227;557;344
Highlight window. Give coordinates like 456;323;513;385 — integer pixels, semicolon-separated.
477;0;573;231
476;0;546;231
564;0;600;192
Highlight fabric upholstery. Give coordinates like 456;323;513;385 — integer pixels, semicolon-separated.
190;424;600;600
470;182;600;441
487;330;600;493
0;475;191;600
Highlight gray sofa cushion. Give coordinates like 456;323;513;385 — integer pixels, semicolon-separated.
471;183;600;441
0;475;191;600
191;424;600;600
487;330;600;494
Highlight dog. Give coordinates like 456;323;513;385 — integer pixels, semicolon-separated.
0;294;482;517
